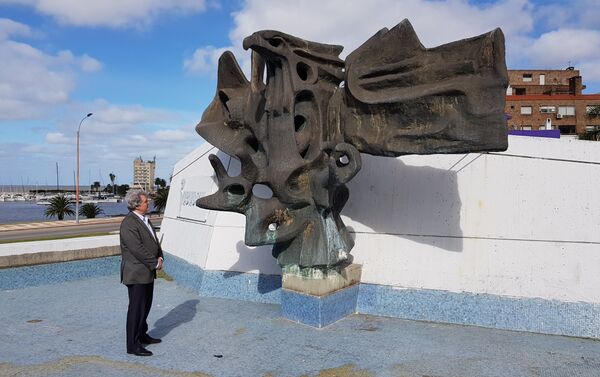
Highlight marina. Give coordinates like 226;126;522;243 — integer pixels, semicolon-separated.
0;200;129;224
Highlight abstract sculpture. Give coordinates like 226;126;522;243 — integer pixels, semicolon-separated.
196;19;508;271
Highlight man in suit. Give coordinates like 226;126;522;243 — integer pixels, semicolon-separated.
121;190;164;356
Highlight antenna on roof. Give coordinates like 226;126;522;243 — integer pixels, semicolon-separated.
566;61;574;70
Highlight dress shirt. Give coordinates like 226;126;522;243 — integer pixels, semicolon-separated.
132;211;157;241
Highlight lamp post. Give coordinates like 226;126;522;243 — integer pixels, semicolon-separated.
76;113;93;224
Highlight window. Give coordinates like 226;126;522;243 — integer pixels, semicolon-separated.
522;126;532;130
558;106;575;116
515;88;526;95
586;105;600;115
586;126;597;132
522;74;532;82
506;85;512;95
521;106;532;115
539;74;545;85
539;106;556;113
559;125;576;134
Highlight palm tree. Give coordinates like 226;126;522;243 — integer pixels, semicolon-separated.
109;173;116;194
152;187;169;213
79;203;104;219
154;177;166;192
44;195;75;220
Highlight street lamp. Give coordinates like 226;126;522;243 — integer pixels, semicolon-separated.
76;113;93;224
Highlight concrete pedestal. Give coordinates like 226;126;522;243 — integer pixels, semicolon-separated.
280;264;362;327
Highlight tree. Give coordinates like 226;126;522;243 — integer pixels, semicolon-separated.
152;187;169;213
109;173;116;194
154;177;167;191
79;203;104;219
116;184;130;196
44;195;75;220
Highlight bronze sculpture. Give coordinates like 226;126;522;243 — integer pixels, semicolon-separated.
195;19;508;271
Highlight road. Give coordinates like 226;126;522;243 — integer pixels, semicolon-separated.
0;217;162;243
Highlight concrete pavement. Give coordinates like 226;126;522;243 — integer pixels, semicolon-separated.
1;270;599;377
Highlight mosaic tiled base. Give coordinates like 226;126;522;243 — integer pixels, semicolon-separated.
0;256;120;290
281;284;360;328
357;283;600;339
163;252;281;304
3;252;599;339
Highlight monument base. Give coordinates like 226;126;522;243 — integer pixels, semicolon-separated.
280;264;362;327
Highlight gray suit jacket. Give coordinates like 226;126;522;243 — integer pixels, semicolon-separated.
120;212;163;285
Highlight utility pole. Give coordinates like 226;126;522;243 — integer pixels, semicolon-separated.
76;113;93;224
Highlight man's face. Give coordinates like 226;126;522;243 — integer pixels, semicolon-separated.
136;195;150;214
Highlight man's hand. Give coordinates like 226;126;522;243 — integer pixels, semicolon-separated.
156;257;164;271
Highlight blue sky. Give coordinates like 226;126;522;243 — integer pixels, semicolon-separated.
1;0;599;188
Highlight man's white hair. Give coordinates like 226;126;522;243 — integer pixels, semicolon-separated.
125;190;148;211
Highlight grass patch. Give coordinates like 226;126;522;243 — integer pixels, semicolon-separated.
0;232;113;244
157;270;173;281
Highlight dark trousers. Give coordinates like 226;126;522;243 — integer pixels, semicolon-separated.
126;282;154;351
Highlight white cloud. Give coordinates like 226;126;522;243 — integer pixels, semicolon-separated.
2;100;202;186
1;0;207;28
187;0;600;92
189;0;534;78
230;0;533;56
0;40;74;119
0;18;32;40
92;101;172;124
184;46;230;75
55;50;103;72
522;29;600;81
79;54;102;72
527;29;600;64
535;0;600;31
45;132;70;144
0;20;103;120
154;129;191;142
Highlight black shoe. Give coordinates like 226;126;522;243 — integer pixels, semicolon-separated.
141;335;162;344
127;346;153;356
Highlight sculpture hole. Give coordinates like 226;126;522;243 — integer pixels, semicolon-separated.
218;91;230;112
296;62;312;81
295;90;314;102
268;223;278;231
225;184;245;196
338;155;349;166
269;37;283;47
300;145;309;159
252;184;273;199
294;115;306;132
246;136;259;153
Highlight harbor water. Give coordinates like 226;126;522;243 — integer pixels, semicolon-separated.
0;201;129;224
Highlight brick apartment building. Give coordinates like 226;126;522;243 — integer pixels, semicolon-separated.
505;68;600;135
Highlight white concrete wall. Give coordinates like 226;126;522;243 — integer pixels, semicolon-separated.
161;136;600;304
0;235;119;257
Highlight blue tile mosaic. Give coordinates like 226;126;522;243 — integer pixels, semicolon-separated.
281;284;360;327
162;252;204;295
4;251;599;339
357;283;600;339
0;256;120;290
163;252;281;304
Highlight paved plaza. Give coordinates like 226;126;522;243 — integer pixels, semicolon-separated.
1;273;600;377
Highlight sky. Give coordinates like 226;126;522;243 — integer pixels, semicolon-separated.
1;0;599;188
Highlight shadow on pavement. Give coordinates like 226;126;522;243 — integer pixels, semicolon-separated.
150;299;199;338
